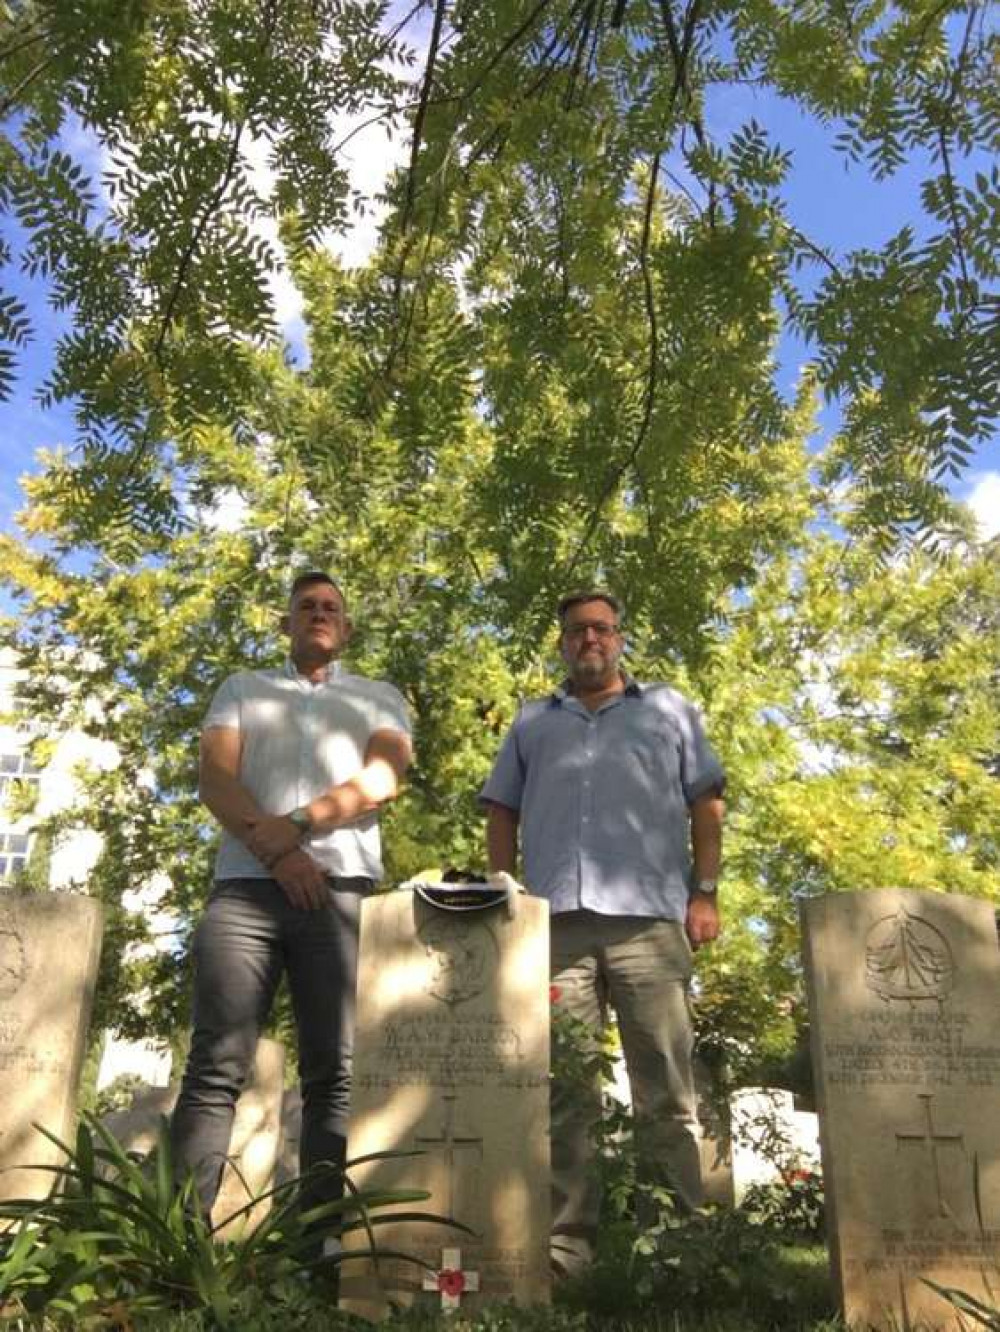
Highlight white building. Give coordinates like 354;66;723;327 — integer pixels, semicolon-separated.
0;648;172;1089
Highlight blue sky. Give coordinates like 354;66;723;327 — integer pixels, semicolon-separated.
1;43;996;548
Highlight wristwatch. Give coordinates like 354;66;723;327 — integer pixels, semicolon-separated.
691;878;718;897
288;806;312;836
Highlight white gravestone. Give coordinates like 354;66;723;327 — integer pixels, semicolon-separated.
339;887;551;1316
0;891;103;1202
730;1086;820;1202
803;889;1000;1330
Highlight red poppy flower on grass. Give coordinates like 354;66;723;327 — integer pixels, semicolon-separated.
438;1269;465;1297
549;984;562;1003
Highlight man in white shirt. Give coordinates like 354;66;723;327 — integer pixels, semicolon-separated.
170;571;412;1218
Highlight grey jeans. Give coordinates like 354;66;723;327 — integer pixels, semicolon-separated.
550;911;702;1274
170;875;371;1213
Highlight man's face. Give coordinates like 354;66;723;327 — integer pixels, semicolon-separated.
560;599;623;689
284;581;351;662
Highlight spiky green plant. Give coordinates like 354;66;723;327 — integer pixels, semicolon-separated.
0;1115;452;1328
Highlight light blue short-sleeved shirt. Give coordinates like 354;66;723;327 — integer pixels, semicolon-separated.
204;659;411;882
480;678;724;921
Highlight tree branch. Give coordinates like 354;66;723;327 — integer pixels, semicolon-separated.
561;154;662;588
397;0;449;245
0;52;57;119
0;25;48;66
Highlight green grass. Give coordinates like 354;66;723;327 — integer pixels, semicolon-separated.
1;1243;843;1330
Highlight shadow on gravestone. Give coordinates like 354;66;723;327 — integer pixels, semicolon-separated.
339;887;551;1318
0;890;102;1204
101;1037;285;1236
803;888;1000;1332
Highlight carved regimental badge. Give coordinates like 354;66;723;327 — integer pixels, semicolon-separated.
865;906;954;1008
417;918;500;1009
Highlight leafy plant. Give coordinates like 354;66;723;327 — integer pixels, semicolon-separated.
741;1169;825;1242
0;1114;451;1329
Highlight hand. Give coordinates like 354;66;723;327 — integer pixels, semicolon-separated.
271;848;329;911
685;894;721;950
244;813;302;867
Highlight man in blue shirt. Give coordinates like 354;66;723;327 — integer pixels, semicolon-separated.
481;591;724;1275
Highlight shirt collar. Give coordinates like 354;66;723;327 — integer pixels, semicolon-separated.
551;671;642;704
284;657;342;684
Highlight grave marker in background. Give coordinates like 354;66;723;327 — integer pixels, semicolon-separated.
0;890;103;1202
730;1086;820;1203
340;889;550;1317
101;1036;286;1235
803;889;1000;1330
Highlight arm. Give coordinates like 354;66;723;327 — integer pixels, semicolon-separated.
685;791;725;948
485;800;520;875
305;727;412;832
244;728;412;865
200;725;328;909
199;725;265;835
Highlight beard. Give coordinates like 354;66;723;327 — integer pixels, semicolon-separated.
569;650;621;688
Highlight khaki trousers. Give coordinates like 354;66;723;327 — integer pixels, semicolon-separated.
550;911;703;1274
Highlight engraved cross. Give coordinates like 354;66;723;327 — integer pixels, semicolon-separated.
415;1093;484;1228
895;1093;965;1218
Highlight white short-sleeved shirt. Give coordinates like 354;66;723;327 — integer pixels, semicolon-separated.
204;659;411;882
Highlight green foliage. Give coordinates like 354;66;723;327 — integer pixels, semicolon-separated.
741;1170;825;1243
2;0;996;553
922;1279;1000;1329
564;1201;836;1330
1;0;998;1127
0;1114;444;1330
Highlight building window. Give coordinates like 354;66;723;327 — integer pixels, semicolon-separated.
0;832;31;880
0;751;41;801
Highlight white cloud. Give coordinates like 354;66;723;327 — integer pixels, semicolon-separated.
964;471;1000;541
322;109;408;269
202;487;250;532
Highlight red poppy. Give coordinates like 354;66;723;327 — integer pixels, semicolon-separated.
438;1269;465;1297
549;984;562;1003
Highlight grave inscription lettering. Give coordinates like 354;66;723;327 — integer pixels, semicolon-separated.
803;889;1000;1331
0;890;103;1203
339;889;550;1316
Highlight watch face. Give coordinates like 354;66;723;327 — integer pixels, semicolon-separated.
696;880;718;896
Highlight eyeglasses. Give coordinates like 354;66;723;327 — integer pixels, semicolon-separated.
563;621;620;640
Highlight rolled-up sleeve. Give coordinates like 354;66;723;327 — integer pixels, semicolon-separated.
480;719;525;811
676;696;726;804
203;673;242;730
371;683;412;739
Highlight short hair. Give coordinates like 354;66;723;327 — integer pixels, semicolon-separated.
556;590;622;627
289;570;346;607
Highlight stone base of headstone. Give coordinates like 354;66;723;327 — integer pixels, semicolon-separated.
0;890;103;1204
803;889;1000;1331
101;1037;285;1235
339;890;551;1317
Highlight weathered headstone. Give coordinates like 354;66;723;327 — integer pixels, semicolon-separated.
0;890;103;1201
339;889;550;1316
212;1037;285;1237
101;1037;286;1235
803;889;1000;1330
